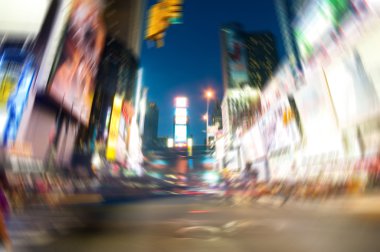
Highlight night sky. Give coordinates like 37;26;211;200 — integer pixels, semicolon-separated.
140;0;285;145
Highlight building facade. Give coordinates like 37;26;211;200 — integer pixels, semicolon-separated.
104;0;147;58
246;32;278;90
221;23;279;91
143;102;159;149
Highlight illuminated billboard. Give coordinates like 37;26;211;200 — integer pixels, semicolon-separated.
174;124;187;143
174;96;188;146
294;67;342;154
175;97;188;108
175;107;188;124
175;108;187;117
106;95;123;161
294;0;351;61
325;47;380;126
225;28;250;88
0;0;51;38
48;0;105;126
0;48;35;145
175;116;187;124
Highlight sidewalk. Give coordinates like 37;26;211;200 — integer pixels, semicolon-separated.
256;192;380;216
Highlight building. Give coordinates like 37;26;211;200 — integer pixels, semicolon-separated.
274;0;305;76
246;32;278;90
220;23;250;90
143;102;159;149
76;36;138;153
211;99;223;130
104;0;147;58
0;0;106;174
72;0;147;173
0;0;147;175
220;24;279;91
220;87;261;170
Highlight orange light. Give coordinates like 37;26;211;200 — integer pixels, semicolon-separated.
204;89;214;99
202;114;207;121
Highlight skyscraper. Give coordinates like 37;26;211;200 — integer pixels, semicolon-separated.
274;0;305;74
246;32;278;90
143;102;159;149
220;24;279;91
104;0;147;58
220;24;250;90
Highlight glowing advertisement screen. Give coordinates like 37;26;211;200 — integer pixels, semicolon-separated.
175;116;187;124
49;0;105;126
0;0;51;37
294;66;342;154
258;98;301;153
0;48;35;146
225;28;250;88
106;96;122;161
175;97;188;108
325;42;380;125
174;125;187;143
175;108;187;117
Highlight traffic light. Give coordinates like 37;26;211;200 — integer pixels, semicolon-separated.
145;2;170;47
145;0;184;47
164;0;183;24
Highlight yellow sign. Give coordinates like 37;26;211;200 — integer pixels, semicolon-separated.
106;95;123;160
282;107;294;125
0;74;17;108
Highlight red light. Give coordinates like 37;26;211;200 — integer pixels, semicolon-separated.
175;143;187;148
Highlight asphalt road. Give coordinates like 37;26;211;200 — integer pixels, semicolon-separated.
17;195;380;252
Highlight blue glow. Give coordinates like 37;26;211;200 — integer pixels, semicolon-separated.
0;48;35;145
175;108;187;117
201;157;216;164
152;159;168;166
174;124;187;143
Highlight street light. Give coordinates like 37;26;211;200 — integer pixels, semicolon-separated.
204;89;214;147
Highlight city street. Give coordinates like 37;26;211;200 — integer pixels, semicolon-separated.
1;1;380;251
14;195;380;252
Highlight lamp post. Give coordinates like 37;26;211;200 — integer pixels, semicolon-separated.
204;90;214;147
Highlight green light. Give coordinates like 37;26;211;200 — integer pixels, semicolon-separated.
169;17;182;24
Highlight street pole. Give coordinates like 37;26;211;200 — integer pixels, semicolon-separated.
206;97;209;147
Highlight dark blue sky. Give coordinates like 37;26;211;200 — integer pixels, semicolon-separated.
140;0;285;145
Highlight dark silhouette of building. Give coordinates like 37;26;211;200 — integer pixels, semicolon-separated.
220;23;279;91
274;0;305;74
143;102;159;149
246;32;278;89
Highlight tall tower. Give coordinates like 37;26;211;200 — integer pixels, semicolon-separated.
143;102;159;149
246;32;278;90
274;0;305;74
104;0;147;58
221;24;278;91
